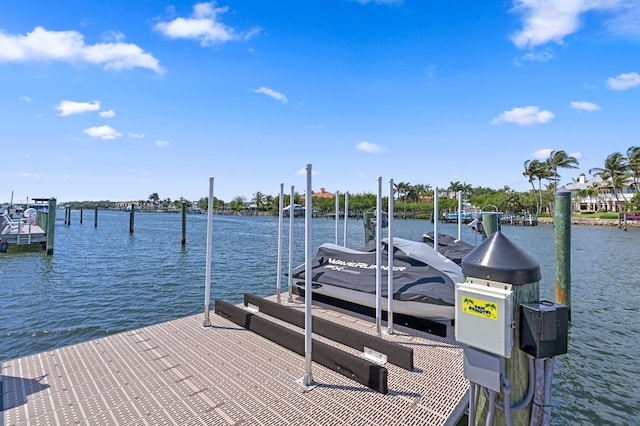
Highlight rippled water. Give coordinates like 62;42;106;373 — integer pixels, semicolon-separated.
1;211;638;424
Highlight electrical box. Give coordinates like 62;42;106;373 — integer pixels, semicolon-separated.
463;346;504;393
455;278;514;358
520;302;568;358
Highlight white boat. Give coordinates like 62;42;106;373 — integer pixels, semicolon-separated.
1;209;47;252
290;237;464;321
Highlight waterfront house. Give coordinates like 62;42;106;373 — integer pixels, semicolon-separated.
565;173;638;212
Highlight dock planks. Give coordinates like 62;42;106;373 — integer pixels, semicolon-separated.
2;296;468;425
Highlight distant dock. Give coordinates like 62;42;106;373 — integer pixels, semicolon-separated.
1;295;468;425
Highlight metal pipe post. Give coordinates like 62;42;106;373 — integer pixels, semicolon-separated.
335;190;339;245
203;177;214;327
457;190;462;241
433;188;439;249
343;192;349;247
300;164;316;389
375;176;382;336
276;183;284;303
386;178;394;335
288;185;295;302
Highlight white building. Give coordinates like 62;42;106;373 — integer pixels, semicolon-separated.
565;173;637;212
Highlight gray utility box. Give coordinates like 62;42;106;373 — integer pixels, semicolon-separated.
519;302;568;358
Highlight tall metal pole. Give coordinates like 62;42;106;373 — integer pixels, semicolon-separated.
335;190;340;245
375;176;383;336
203;177;214;327
554;187;572;321
343;192;349;247
386;178;394;335
288;185;295;302
457;190;463;241
276;183;284;303
298;164;316;389
433;188;439;249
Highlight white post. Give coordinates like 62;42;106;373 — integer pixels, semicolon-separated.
375;176;383;337
203;177;214;327
343;192;349;247
298;164;316;389
457;190;463;242
288;185;295;302
386;179;394;335
433;187;439;250
335;190;340;245
276;183;284;303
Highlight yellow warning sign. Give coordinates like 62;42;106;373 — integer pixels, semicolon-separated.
461;296;498;320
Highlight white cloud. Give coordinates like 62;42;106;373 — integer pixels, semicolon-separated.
19;95;32;102
84;125;122;140
0;26;162;73
55;100;101;116
154;2;260;46
128;132;145;139
155;140;169;147
604;1;640;37
514;48;554;65
356;141;385;153
607;72;640;90
253;87;288;103
491;106;554;126
570;151;582;160
570;101;601;111
510;0;618;48
99;109;115;118
533;148;553;159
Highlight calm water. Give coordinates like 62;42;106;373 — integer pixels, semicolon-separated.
1;211;638;425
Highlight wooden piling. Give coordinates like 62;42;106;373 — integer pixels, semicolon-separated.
181;201;187;246
129;204;135;234
46;198;57;256
462;232;541;426
94;205;98;227
80;208;83;224
554;188;571;321
481;212;498;239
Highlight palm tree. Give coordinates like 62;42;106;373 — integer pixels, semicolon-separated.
547;150;579;190
626;146;640;192
394;182;410;202
523;159;552;214
589;152;630;212
252;192;266;210
148;192;160;205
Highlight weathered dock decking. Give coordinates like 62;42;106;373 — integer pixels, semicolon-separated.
2;296;468;425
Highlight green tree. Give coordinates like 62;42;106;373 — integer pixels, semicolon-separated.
523;159;551;214
252;192;266;210
626;146;640;192
546;150;579;190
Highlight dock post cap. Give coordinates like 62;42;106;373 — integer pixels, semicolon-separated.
554;187;571;196
461;231;541;285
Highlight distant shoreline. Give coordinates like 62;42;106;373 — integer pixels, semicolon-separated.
537;217;640;227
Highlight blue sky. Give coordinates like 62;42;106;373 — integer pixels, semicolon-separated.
2;0;639;203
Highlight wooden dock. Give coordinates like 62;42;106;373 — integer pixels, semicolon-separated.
1;295;468;425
